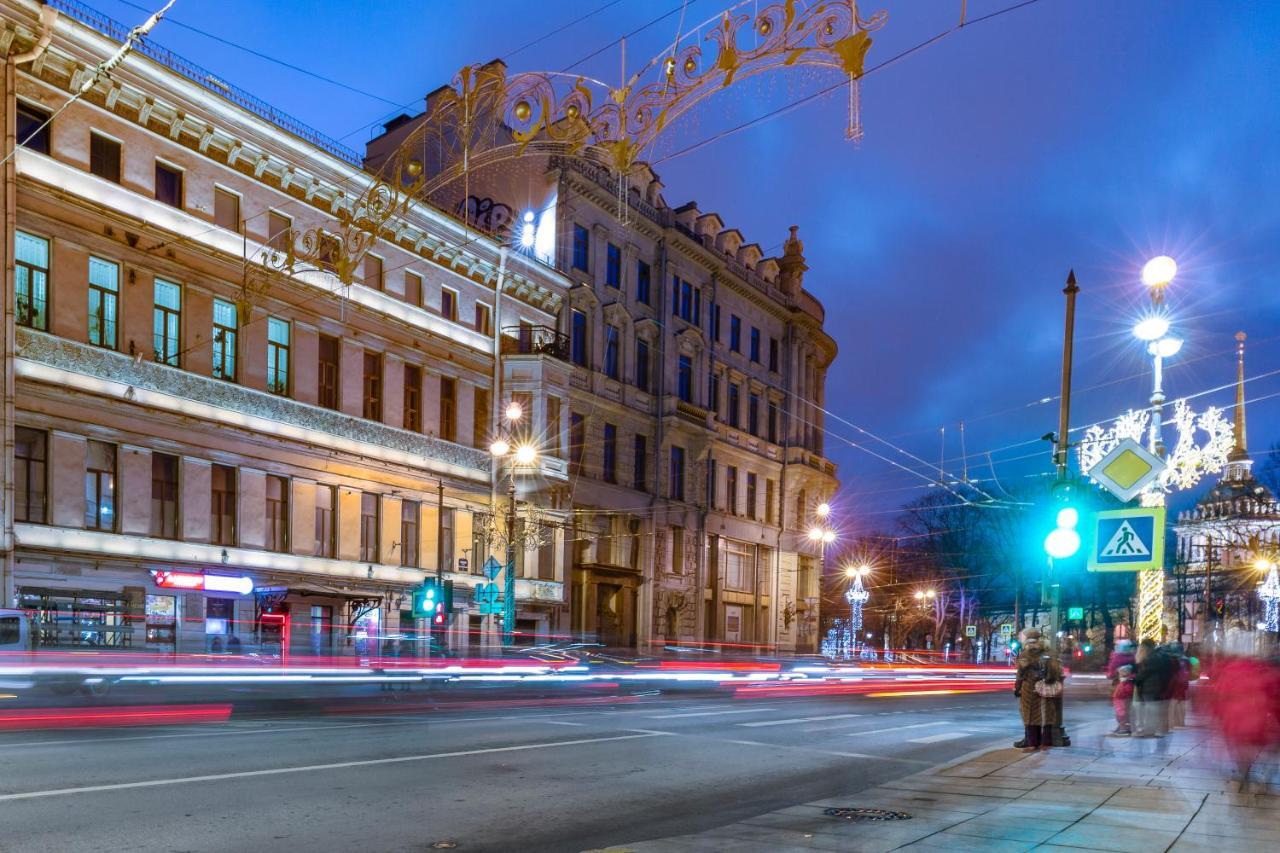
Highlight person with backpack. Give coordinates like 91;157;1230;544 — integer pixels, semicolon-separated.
1133;638;1174;737
1014;629;1065;752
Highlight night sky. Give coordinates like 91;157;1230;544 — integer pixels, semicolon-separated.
94;0;1280;529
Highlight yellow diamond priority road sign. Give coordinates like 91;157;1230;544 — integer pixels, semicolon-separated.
1087;438;1165;502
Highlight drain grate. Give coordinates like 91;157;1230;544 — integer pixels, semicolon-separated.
823;807;913;822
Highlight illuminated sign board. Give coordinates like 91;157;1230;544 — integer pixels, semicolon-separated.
151;570;254;595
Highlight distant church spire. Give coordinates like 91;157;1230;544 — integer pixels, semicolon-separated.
1231;331;1248;459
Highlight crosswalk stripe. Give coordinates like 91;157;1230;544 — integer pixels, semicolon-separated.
648;708;773;719
739;713;864;728
846;722;945;737
907;731;969;744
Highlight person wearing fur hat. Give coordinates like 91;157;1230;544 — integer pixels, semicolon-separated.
1013;629;1064;752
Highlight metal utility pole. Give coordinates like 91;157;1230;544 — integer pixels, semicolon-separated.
504;467;517;646
1049;270;1080;649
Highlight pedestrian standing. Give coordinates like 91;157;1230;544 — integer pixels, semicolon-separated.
1107;639;1136;736
1014;630;1065;752
1133;638;1173;737
1165;642;1191;728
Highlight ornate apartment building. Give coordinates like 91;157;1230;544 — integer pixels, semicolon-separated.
0;0;573;655
368;66;841;652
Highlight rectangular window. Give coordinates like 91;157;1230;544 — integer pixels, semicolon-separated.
439;377;456;442
636;260;651;305
153;278;181;366
440;507;455;571
672;526;685;575
364;255;384;291
635;338;650;392
769;337;779;372
150;453;179;539
570;413;586;477
669;446;686;502
403;364;422;432
730;315;742;352
362;352;382;421
211;464;236;545
708;372;720;418
712;303;721;343
318;334;340;410
266;317;290;395
767;401;778;444
728;383;741;429
472;386;490;448
748;393;760;436
544;396;562;458
266;475;289;552
571;309;589;367
89;132;121;183
602;423;617;484
750;327;761;363
677;355;693;403
14;231;49;331
267;211;292;253
14;427;46;524
214;187;240;232
440;287;457;321
400;501;419;567
88;256;119;349
725;541;752;591
746;473;758;520
604;324;620;380
84;441;117;531
633;434;647;491
572;224;589;271
726;466;738;515
404;271;422;306
605;243;621;287
475;302;492;335
680;280;692;321
212;298;238;381
16;101;50;154
154;161;183;208
360;493;379;562
765;479;776;524
707;458;718;508
314;484;336;558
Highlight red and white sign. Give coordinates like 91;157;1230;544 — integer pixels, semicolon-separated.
151;570;254;595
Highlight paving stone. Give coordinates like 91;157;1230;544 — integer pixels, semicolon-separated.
1046;824;1182;853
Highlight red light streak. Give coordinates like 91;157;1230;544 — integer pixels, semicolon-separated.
0;704;232;730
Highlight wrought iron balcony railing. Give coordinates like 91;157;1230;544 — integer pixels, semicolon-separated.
500;325;570;361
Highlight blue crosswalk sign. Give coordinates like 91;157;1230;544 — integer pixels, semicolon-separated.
1088;507;1165;572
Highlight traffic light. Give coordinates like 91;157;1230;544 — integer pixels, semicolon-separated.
1044;506;1081;559
413;579;455;629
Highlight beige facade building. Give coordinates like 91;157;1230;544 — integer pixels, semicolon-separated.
0;0;572;655
368;73;840;652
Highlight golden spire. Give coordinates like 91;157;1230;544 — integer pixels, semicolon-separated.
1229;331;1248;462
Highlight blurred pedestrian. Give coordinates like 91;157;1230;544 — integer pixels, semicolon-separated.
1107;638;1137;736
227;634;242;655
1014;629;1065;752
1205;655;1280;786
1165;642;1191;728
1134;638;1173;737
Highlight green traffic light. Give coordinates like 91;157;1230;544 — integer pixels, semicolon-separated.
1045;502;1082;558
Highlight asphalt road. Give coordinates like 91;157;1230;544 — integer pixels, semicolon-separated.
0;687;1111;852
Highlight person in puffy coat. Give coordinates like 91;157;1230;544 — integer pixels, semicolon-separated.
1014;630;1065;752
1107;639;1136;736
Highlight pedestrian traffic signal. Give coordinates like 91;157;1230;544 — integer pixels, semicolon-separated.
412;580;441;619
1044;505;1081;558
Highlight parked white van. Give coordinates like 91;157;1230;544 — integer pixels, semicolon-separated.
0;608;33;651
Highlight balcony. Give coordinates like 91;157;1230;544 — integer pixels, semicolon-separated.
501;325;569;362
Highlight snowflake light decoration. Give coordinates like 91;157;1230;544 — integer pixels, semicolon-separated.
1260;564;1280;634
1078;400;1232;495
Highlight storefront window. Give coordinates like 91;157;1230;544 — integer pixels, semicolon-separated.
20;588;130;648
145;594;176;646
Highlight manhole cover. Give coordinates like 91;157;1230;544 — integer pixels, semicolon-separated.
823;807;913;822
429;842;458;849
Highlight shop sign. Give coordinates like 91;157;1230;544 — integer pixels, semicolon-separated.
151;570;254;595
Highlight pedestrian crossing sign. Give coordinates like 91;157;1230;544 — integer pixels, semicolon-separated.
1088;506;1165;573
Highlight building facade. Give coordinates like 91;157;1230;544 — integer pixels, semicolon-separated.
368;82;841;652
0;0;573;656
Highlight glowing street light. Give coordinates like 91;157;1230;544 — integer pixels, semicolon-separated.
489;438;510;458
807;526;824;542
519;210;536;248
1133;315;1170;342
1148;337;1183;359
513;443;538;466
504;401;524;422
816;502;831;519
1141;255;1177;289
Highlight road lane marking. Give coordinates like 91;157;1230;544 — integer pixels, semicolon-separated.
739;713;864;727
724;738;928;764
0;731;672;801
647;708;774;719
845;722;946;738
907;731;969;744
540;720;586;726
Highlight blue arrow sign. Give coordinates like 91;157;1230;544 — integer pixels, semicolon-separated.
1088;507;1165;572
483;556;503;580
475;582;500;614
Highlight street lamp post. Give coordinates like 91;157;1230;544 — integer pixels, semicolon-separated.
490;402;538;647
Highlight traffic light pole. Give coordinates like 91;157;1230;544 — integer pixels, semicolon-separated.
504;467;516;647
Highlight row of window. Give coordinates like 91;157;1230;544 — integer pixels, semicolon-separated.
17;231;486;445
16;103;494;333
571;223;781;370
13;427;450;566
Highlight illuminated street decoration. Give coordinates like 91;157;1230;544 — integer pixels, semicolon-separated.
1260;562;1280;633
845;572;869;651
1078;401;1233;496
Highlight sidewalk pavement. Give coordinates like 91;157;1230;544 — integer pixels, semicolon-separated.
587;714;1280;852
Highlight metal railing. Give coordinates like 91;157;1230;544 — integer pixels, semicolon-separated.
500;325;569;361
48;0;364;165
